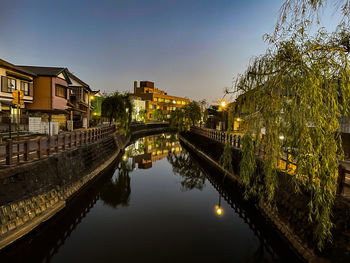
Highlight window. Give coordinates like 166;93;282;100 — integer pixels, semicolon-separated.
153;98;157;102
1;76;16;93
182;101;186;105
21;81;30;96
165;99;170;103
177;100;181;104
149;104;153;109
55;85;67;98
158;98;164;102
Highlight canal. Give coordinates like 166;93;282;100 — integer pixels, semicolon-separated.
0;133;300;262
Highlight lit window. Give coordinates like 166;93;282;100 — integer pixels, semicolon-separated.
173;100;176;104
182;101;186;105
149;105;153;109
21;81;30;96
177;100;181;104
153;98;157;101
165;99;170;103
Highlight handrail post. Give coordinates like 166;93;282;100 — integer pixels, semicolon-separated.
47;136;51;156
36;136;41;159
68;133;72;148
23;137;29;161
62;134;66;150
55;135;59;152
6;139;13;165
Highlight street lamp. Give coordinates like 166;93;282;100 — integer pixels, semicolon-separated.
220;100;227;108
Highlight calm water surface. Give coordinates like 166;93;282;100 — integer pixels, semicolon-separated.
1;133;299;263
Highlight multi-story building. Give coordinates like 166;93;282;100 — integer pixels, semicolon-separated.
67;70;93;129
130;95;146;122
133;81;189;120
0;59;36;131
17;66;72;129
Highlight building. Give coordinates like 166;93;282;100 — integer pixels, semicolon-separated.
17;66;72;129
133;81;189;120
67;70;93;129
130;95;146;122
0;59;36;131
91;91;104;117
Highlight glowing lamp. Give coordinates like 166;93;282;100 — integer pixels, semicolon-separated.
220;101;226;108
236;118;241;122
279;135;285;140
90;96;94;100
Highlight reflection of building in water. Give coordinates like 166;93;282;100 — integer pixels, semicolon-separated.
125;134;182;169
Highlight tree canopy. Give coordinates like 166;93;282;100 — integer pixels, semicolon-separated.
221;0;350;250
101;92;133;134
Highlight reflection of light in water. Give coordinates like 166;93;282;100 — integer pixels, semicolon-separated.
215;194;223;216
215;205;223;216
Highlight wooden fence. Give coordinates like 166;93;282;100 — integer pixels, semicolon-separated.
190;126;350;199
0;125;116;166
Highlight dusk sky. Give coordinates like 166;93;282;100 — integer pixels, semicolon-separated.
0;0;339;103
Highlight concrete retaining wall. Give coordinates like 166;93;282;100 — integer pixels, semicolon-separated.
0;132;129;249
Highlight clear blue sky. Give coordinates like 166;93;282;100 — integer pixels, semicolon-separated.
0;0;339;103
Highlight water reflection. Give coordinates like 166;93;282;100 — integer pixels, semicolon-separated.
167;152;206;191
100;160;132;208
125;133;182;169
0;133;301;263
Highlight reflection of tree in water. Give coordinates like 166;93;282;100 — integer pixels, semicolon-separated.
100;160;132;208
167;152;206;191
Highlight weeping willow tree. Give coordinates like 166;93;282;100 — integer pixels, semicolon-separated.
101;92;133;135
218;0;350;250
226;24;350;250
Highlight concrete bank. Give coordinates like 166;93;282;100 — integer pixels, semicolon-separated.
179;132;335;263
0;131;130;250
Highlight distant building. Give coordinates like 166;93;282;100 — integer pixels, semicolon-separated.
91;91;104;117
130;95;146;122
133;81;189;120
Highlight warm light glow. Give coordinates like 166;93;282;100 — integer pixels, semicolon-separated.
123;155;127;160
93;112;97;116
215;205;223;216
90;96;94;100
220;101;227;108
236;118;241;122
279;135;285;140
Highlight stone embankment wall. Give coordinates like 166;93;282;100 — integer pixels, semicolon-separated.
180;131;350;262
0;132;129;249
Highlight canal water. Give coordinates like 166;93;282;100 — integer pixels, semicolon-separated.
0;133;299;263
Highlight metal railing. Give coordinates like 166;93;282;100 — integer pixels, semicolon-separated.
190;126;350;198
0;125;116;166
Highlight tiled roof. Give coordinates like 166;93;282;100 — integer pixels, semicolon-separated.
16;65;66;76
0;59;37;76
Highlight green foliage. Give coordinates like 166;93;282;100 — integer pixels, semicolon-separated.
101;92;133;134
169;101;203;131
153;108;164;121
169;108;186;131
183;101;202;126
228;24;350;250
137;109;147;122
